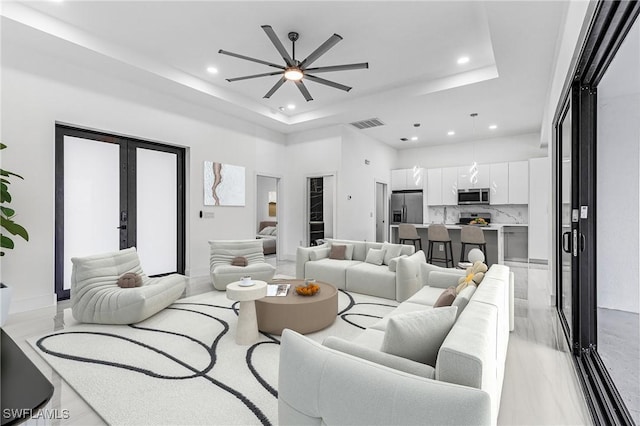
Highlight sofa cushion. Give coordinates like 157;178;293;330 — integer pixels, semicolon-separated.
387;255;407;272
369;302;432;331
365;248;386;266
305;259;361;290
324;336;435;379
352;328;386;350
382;243;403;265
309;247;330;261
405;286;447;307
380;306;458;367
420;263;465;288
452;284;477;318
433;287;457;308
429;271;465;289
329;244;347;260
346;262;396;300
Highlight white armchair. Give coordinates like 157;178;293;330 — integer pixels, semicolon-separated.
70;247;186;324
209;240;276;290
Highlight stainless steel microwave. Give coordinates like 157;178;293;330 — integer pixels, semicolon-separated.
457;188;490;205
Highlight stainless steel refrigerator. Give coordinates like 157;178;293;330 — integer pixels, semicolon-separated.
390;190;423;224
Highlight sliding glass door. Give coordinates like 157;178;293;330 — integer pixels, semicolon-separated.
554;2;639;424
55;125;185;300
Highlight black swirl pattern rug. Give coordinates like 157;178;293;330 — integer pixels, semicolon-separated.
29;289;397;425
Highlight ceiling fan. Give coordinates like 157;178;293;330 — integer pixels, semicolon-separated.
219;25;368;102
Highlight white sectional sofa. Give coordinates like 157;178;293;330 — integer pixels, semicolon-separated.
279;264;514;425
296;239;419;302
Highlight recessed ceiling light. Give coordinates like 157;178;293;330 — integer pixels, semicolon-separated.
489;124;497;130
447;131;455;136
278;106;286;112
287;104;296;110
410;136;418;141
457;56;470;65
206;66;218;74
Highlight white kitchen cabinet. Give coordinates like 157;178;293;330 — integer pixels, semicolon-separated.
391;169;406;191
426;168;442;205
442;167;458;205
391;168;423;191
458;164;490;190
529;157;550;261
508;161;529;204
490;162;509;205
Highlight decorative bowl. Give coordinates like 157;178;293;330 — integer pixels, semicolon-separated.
295;283;320;296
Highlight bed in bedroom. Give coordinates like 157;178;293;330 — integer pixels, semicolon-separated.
257;221;277;255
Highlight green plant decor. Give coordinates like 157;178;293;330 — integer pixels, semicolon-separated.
0;143;29;256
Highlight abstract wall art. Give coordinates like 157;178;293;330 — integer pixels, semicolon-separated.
204;161;245;206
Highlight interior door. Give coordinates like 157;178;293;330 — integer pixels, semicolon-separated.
375;182;387;242
558;100;574;342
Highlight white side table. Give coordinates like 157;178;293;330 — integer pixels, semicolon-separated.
226;280;267;345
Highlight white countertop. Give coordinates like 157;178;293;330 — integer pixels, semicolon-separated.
390;223;528;230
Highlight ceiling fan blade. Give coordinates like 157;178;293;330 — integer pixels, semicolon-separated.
295;80;314;102
304;74;352;92
299;34;343;69
304;62;369;73
226;71;283;82
218;49;284;70
261;25;294;67
263;76;287;99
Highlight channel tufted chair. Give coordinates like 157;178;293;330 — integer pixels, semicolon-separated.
209;240;276;290
70;247;186;324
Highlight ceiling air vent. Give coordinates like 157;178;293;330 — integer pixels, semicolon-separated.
350;118;385;130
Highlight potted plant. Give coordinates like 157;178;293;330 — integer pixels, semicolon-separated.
1;143;29;326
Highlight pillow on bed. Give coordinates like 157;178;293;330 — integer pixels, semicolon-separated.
269;227;277;236
258;226;276;236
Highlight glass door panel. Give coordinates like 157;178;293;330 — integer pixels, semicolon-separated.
559;103;574;340
136;147;178;275
63;136;120;290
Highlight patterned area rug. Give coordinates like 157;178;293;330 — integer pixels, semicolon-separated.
30;289;397;425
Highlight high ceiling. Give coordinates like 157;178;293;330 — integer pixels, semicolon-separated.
1;1;568;149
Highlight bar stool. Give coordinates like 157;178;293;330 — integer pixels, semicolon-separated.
427;224;454;268
460;225;487;263
398;224;422;251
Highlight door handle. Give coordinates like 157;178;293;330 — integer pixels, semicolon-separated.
562;231;572;253
117;225;127;230
580;233;586;252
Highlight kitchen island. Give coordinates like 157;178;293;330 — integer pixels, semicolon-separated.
390;223;528;266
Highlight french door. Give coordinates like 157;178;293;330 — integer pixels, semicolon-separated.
55;125;185;300
554;2;639;424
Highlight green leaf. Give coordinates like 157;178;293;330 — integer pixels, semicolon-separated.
1;217;28;241
1;235;15;250
0;178;9;185
0;143;6;150
1;188;11;204
1;207;15;217
0;169;24;180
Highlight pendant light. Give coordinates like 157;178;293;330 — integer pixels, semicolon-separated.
469;113;479;184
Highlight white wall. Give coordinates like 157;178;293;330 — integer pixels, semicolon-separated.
596;93;640;314
339;126;396;242
256;175;277;227
0;38;285;312
395;133;546;170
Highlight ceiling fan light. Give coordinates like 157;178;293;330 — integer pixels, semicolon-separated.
284;67;304;81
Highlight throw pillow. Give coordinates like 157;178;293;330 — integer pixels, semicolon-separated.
117;272;142;288
433;286;457;308
231;256;248;266
451;285;477;318
380;306;458;367
329;244;347;260
382;243;403;265
342;243;355;260
365;248;386;266
309;247;330;261
258;226;275;236
387;255;407;272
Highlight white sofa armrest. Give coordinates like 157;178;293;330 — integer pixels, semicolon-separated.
296;243;329;279
279;329;491;426
395;250;426;302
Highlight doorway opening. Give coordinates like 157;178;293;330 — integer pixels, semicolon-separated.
256;175;280;261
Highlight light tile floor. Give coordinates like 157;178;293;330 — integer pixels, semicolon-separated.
2;259;593;425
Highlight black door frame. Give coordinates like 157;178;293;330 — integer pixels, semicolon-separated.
553;1;639;424
54;124;186;300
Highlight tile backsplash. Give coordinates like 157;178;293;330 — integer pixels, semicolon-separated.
428;205;528;224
